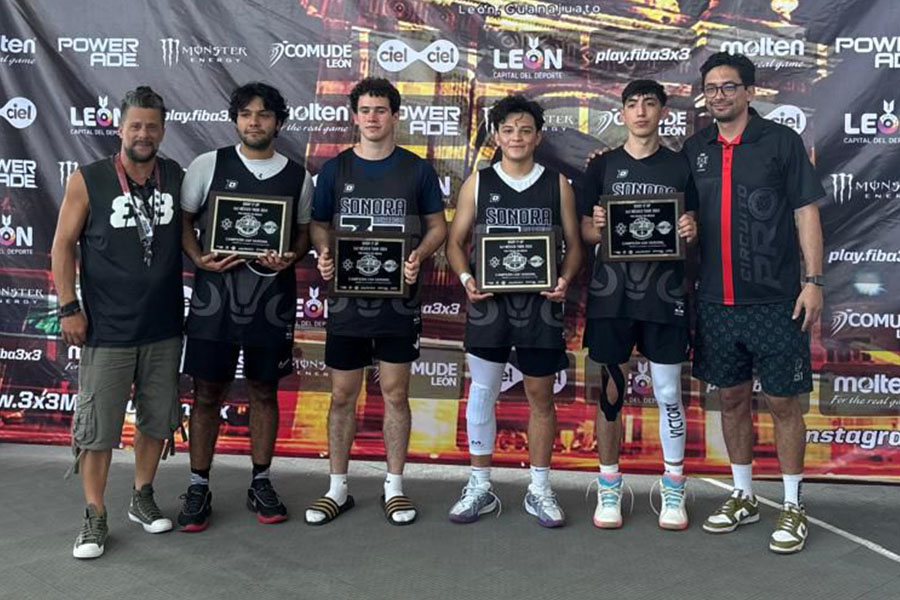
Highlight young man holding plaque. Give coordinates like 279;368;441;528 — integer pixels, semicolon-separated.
446;95;582;527
308;77;447;526
52;87;183;558
177;82;313;530
580;80;698;531
683;53;824;554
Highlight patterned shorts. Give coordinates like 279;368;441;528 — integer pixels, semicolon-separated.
693;300;811;397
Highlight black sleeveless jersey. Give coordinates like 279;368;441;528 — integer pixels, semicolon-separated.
325;147;426;337
186;146;306;346
465;164;565;350
78;155;183;346
579;146;697;325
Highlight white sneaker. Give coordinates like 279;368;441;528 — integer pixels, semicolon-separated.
656;475;688;530
448;478;500;524
593;475;623;529
523;485;565;528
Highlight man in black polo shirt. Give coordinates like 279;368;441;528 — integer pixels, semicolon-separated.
682;52;825;554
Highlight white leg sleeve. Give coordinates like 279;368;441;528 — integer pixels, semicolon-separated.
650;361;685;465
465;353;505;456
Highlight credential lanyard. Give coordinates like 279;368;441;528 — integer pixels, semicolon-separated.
114;154;161;267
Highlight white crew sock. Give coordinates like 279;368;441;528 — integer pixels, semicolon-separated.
731;463;753;498
384;473;416;523
599;463;620;475
304;473;348;524
530;465;550;491
471;466;491;486
782;472;803;506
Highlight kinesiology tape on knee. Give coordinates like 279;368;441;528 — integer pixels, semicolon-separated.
599;363;626;422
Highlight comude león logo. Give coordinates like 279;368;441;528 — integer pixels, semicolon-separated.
269;41;352;68
376;39;459;73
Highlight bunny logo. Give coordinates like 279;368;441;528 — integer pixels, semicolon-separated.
305;286;324;319
632;361;653;397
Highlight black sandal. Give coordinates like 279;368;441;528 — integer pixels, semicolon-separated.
304;495;355;526
381;495;418;526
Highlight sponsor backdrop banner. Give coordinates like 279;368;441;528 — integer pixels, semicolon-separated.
1;0;898;481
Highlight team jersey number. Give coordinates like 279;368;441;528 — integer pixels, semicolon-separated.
339;215;405;232
109;193;176;229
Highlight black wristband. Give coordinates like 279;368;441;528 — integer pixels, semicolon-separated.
58;300;82;318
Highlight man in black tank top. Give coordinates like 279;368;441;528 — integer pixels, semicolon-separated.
579;80;698;532
446;95;582;527
308;78;447;526
176;83;313;531
52;87;183;559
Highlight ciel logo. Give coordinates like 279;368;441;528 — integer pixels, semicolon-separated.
376;39;459;73
0;97;36;129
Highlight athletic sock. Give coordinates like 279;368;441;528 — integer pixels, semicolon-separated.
305;473;347;524
251;462;271;482
530;466;550;491
384;473;415;523
599;463;620;476
327;473;348;505
664;461;684;476
471;466;491;486
782;472;803;506
190;468;210;487
731;463;753;498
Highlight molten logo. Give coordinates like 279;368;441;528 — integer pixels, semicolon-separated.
376;39;459;73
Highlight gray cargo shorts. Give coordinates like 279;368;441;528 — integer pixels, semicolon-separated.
72;336;182;451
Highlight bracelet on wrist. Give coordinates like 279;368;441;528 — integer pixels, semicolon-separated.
58;300;81;318
459;272;473;288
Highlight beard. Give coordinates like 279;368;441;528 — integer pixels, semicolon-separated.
124;143;158;163
240;130;275;151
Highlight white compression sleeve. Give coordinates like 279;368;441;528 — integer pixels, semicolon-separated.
465;353;505;456
650;361;685;465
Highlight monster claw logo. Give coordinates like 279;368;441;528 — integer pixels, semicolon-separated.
878;100;899;135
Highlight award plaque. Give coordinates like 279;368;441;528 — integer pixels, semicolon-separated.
476;231;556;293
330;231;409;298
600;193;685;262
204;192;293;257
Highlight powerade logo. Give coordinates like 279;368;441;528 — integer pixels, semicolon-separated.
0;97;36;129
0;158;37;189
376;39;459;73
57;37;139;67
843;100;900;144
269;42;352;68
399;105;461;136
835;36;900;69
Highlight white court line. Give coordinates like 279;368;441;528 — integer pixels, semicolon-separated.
700;477;900;564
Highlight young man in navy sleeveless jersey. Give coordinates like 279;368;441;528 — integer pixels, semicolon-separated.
177;83;313;530
683;53;824;554
580;80;698;530
446;95;582;527
52;87;184;558
308;78;447;525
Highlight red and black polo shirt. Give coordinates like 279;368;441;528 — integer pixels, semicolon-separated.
682;107;825;306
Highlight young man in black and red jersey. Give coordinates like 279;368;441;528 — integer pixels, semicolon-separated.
682;52;825;554
308;78;447;526
580;79;698;531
